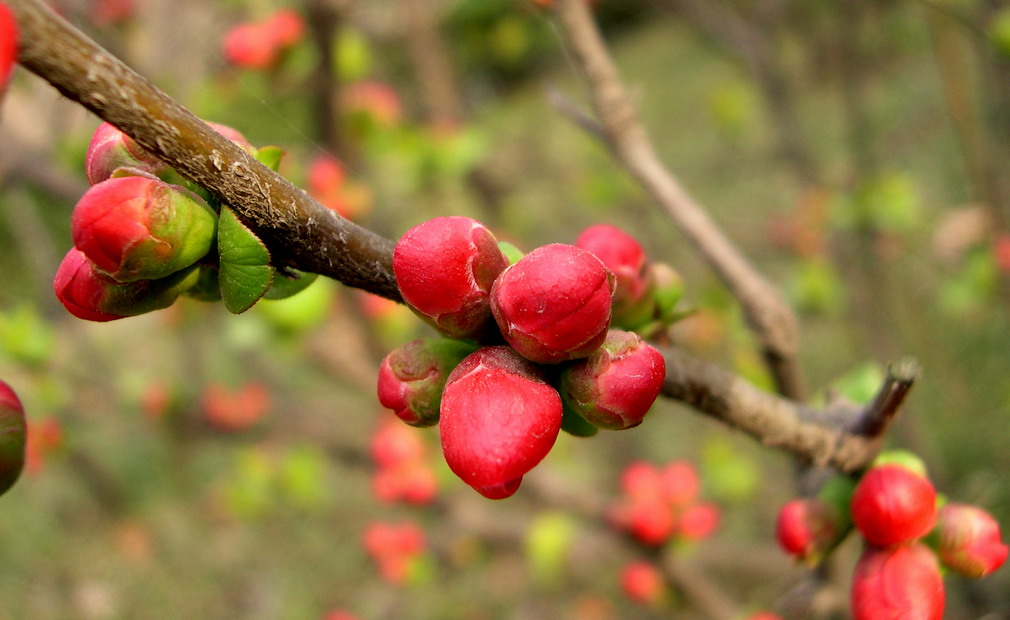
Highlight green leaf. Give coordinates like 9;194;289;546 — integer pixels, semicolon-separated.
218;206;274;314
254;146;285;172
263;270;318;300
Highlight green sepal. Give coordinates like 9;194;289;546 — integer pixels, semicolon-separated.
254;146;285;172
498;241;525;266
183;266;223;302
217;206;275;314
561;402;598;437
263;270;318;300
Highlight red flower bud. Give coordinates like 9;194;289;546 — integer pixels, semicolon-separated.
0;380;26;496
370;419;427;469
678;501;720;540
852;464;937;547
491;243;615;363
53;248;197;321
776;498;840;563
559;329;665;429
376;337;476;427
72;175;217;282
934;503;1008;577
393;216;509;338
85;123;168;185
620;561;665;606
851;543;944;620
439;346;562;499
0;2;17;97
575;224;654;328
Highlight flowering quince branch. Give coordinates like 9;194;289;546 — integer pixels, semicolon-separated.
8;0;399;301
9;0;910;472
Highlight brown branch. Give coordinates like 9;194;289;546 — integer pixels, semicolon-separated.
10;0;400;301
7;0;917;472
662;348;917;472
552;0;805;400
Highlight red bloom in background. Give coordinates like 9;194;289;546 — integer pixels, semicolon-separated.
24;417;63;476
362;521;426;585
201;381;270;432
222;9;305;70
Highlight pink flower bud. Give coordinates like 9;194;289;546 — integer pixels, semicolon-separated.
376;337;476;427
0;2;17;96
852;464;937;547
53;248;197;321
393;216;509;338
0;380;26;496
575;224;654;328
558;330;665;429
491;243;615;363
620;561;665;606
934;503;1008;577
72;175;217;282
776;498;840;563
85;123;168;185
851;543;944;620
439;346;562;499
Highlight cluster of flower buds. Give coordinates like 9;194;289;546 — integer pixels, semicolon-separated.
608;460;720;546
55;122;314;321
0;379;26;497
222;9;305;71
361;521;428;586
200;381;271;433
378;217;676;499
775;450;1007;619
0;1;17;99
369;418;438;505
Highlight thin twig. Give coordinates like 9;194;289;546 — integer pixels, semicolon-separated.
551;0;805;400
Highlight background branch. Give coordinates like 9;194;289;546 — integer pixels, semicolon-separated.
552;0;805;400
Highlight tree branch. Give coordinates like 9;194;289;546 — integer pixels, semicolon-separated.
10;0;400;301
662;348;917;471
8;0;911;472
552;0;805;400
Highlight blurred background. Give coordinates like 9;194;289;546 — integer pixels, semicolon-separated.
2;0;1010;617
